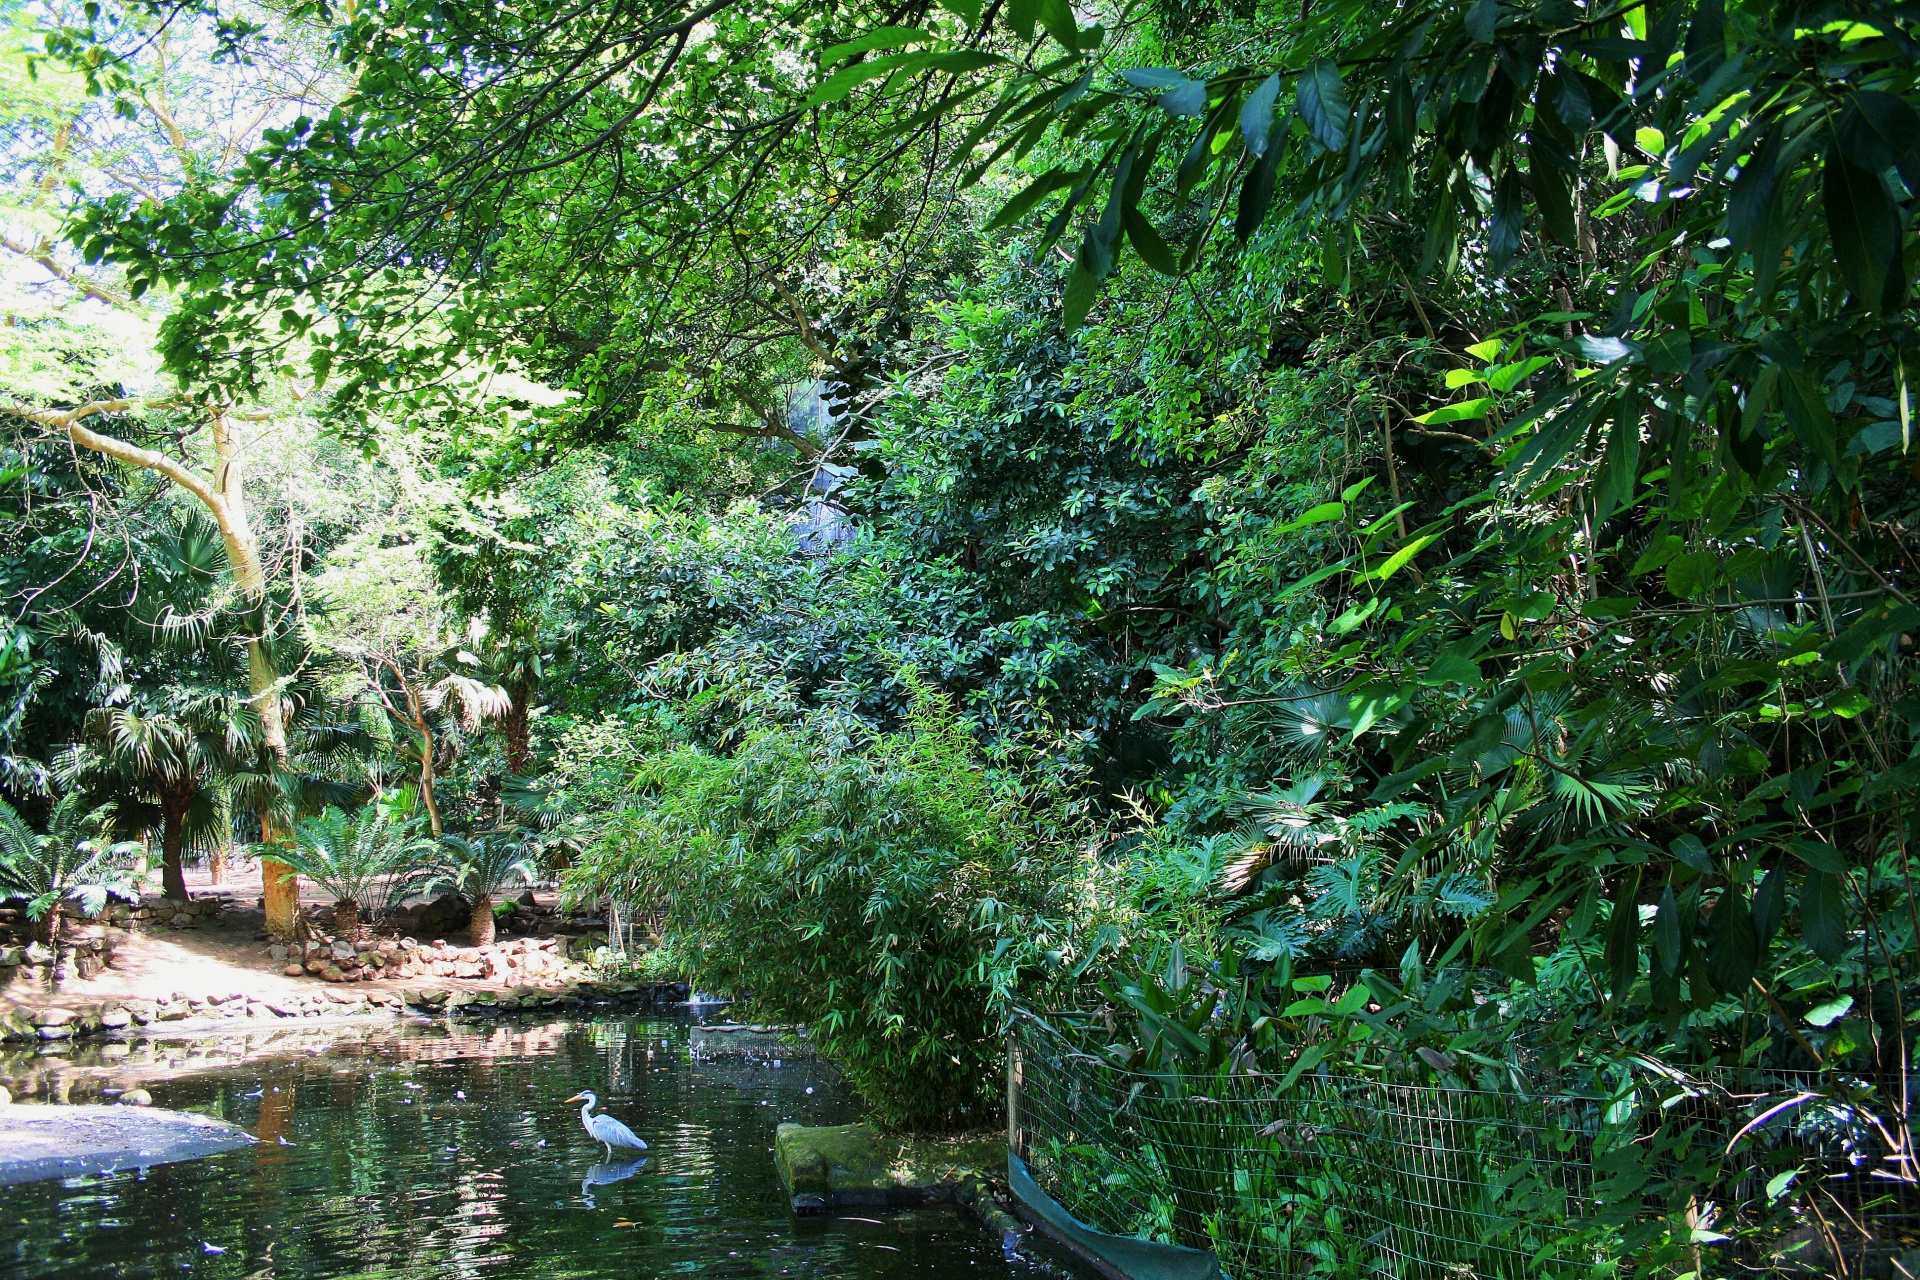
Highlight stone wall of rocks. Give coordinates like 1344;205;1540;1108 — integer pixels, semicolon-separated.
271;932;614;985
134;894;238;932
309;889;627;944
0;931;120;990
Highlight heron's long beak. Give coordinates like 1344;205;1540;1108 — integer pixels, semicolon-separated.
564;1093;589;1104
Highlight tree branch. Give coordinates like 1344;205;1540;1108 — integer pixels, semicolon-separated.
2;398;225;516
1;235;135;308
708;420;823;459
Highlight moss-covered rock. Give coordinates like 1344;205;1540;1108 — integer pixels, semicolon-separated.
773;1122;1003;1212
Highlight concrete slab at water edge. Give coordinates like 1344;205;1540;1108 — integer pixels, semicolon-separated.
774;1122;1006;1210
0;1103;255;1186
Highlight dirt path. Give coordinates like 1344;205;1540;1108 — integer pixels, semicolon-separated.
3;860;617;1015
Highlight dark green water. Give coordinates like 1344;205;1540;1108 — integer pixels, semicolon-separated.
0;1016;1023;1280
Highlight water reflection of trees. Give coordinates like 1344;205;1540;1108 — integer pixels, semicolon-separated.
0;1018;596;1102
5;1017;867;1280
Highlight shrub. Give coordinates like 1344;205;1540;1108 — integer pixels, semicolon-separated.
0;795;143;945
434;829;537;945
572;680;1100;1130
270;802;441;939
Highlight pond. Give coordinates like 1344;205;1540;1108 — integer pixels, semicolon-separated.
1;1015;1027;1280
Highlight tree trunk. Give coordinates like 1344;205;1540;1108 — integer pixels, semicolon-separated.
17;401;301;934
334;897;360;942
504;689;532;775
416;721;444;838
212;411;299;940
469;892;495;946
203;412;297;940
161;791;190;900
210;841;228;884
260;813;299;939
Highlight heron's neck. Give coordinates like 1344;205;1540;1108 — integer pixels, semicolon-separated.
580;1100;595;1122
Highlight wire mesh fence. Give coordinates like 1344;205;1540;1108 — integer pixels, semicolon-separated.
1008;1012;1919;1280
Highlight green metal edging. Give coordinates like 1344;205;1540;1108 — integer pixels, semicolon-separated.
1008;1150;1226;1280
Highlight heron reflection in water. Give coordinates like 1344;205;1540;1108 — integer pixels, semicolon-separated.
579;1155;649;1207
564;1090;650;1160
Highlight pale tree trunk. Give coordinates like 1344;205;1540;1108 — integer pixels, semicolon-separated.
0;399;304;938
211;412;300;939
418;729;444;838
401;680;444;839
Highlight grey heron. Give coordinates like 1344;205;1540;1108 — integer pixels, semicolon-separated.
564;1090;650;1159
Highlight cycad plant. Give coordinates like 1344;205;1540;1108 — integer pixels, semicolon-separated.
268;801;442;940
434;829;537;946
0;795;144;946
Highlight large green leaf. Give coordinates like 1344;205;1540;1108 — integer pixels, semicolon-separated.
1664;551;1719;599
1751;865;1786;946
1528;142;1578;247
1799;870;1848;963
1239;74;1280;156
1034;0;1080;53
987;168;1079;231
1488;168;1524;275
1822;147;1901;312
1121;206;1180;275
1605;867;1643;997
1079;143;1137;280
1464;0;1498;43
1651;884;1683;976
1060;260;1097;329
1295;59;1349;155
1839;91;1920;194
1594;397;1642;521
818;27;931;67
1235;134;1282;241
1703;886;1756;994
1120;67;1205;117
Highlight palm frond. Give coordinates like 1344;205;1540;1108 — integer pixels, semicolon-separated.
269;804;443;923
424;675;512;732
434;828;538;901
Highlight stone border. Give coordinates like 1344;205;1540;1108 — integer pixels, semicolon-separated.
772;1123;1032;1261
2;981;695;1043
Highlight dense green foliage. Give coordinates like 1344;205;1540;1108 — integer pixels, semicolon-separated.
4;0;1917;1260
578;682;1099;1128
